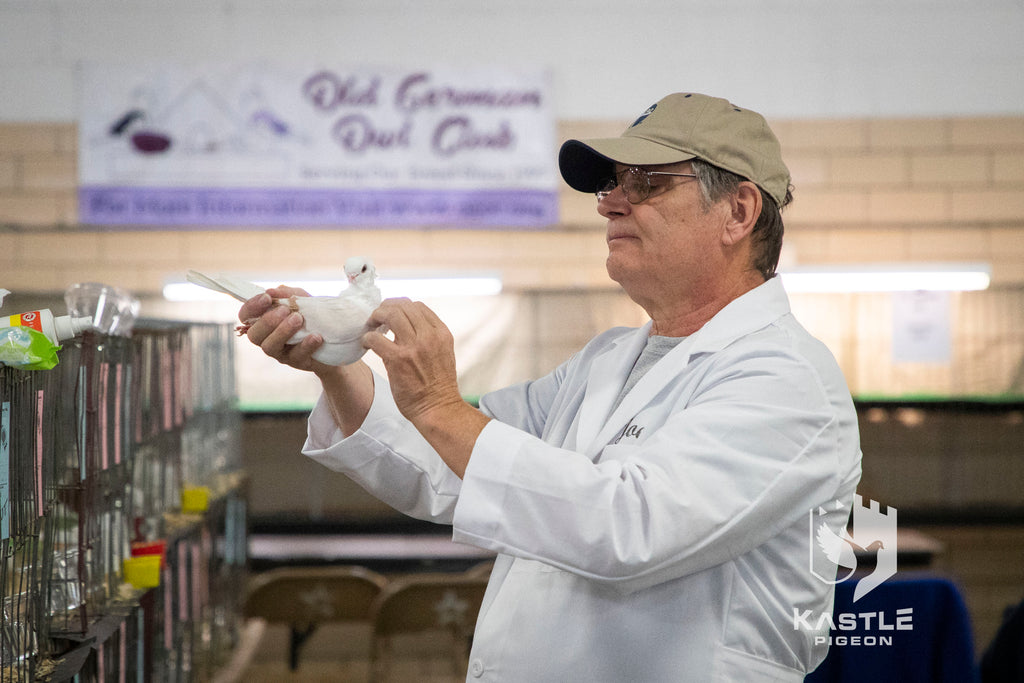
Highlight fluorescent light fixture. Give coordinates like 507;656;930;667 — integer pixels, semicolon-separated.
163;275;502;302
378;277;502;299
779;263;991;293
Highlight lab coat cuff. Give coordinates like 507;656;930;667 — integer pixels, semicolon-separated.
452;419;521;547
302;369;405;470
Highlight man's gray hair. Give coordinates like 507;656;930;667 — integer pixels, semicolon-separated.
690;159;793;280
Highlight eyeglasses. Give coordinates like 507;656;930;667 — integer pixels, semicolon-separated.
596;167;698;204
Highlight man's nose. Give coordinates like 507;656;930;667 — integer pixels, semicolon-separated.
597;186;631;217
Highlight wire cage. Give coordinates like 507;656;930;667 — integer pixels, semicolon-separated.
1;320;246;682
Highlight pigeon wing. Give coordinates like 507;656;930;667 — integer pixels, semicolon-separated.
186;270;266;302
291;295;378;366
816;522;858;569
293;295;376;344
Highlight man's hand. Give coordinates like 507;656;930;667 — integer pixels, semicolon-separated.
363;298;490;477
362;298;462;422
239;286;328;374
239;286;374;435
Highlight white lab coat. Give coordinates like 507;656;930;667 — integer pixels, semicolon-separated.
304;277;862;682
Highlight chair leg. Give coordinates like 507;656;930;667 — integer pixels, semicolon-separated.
449;628;471;677
289;623;317;671
369;637;387;683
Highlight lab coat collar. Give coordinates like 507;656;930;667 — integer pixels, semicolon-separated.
684;275;792;355
581;277;792;456
577;322;651;452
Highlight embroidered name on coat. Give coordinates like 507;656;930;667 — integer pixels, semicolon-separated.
613;419;645;444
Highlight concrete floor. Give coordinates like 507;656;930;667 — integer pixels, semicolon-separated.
217;619;468;683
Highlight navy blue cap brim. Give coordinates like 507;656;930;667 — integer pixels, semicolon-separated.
558;140;617;193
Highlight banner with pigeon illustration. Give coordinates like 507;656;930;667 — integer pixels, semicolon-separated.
77;63;558;228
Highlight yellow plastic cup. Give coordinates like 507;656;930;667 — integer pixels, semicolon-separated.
122;555;162;589
181;486;211;513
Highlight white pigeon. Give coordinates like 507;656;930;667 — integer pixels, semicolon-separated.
186;256;382;366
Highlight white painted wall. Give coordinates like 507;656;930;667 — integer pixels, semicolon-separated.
1;0;1022;122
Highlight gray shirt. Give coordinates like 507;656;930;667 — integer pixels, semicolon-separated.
611;334;684;414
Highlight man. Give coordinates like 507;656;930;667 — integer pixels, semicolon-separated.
240;92;862;681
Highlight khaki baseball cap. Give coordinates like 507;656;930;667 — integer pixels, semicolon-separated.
559;92;791;206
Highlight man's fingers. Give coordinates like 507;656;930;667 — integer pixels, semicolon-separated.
266;285;311;299
368;299;445;334
361;327;394;356
362;298;453;372
247;307;307;366
367;298;418;340
244;304;290;345
233;284;338;374
238;292;273;323
238;286;309;324
413;301;447;330
277;332;323;367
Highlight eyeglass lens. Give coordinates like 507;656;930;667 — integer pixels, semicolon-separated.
597;168;649;203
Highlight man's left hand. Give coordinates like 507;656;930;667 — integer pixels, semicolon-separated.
362;298;489;477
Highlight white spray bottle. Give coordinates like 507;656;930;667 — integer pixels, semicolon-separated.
1;309;94;344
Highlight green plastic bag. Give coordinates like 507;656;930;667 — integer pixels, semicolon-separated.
0;326;61;370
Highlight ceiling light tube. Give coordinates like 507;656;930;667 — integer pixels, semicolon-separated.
163;275;503;302
779;263;991;293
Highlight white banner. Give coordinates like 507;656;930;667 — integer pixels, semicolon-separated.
78;63;558;227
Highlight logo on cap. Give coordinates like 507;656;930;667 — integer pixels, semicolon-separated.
630;104;657;128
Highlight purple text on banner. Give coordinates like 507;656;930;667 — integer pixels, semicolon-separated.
79;187;558;228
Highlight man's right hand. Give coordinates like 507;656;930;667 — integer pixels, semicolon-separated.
238;286;325;373
239;286;375;435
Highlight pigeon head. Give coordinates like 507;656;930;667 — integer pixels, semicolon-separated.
344;256;376;285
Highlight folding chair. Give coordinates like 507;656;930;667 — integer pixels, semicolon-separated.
465;559;495;578
368;572;490;682
243;565;387;670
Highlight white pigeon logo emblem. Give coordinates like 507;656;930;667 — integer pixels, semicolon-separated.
809;495;898;602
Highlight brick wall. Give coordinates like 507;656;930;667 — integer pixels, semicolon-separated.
2;117;1023;292
1;117;1023;398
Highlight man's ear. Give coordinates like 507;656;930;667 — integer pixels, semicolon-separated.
721;181;762;246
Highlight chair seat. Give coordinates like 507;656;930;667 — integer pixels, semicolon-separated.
368;571;490;683
243;565;387;670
